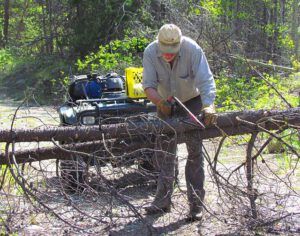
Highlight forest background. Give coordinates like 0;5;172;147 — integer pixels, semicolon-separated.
0;0;299;109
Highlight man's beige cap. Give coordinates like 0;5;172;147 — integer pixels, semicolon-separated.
157;24;182;54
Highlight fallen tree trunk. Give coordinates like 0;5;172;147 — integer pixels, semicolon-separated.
0;137;155;165
0;108;299;143
0;108;299;165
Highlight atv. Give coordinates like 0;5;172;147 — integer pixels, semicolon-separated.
57;71;158;192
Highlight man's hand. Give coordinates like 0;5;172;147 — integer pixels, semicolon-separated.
202;104;217;126
157;99;172;117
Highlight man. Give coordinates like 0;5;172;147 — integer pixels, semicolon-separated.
142;24;217;221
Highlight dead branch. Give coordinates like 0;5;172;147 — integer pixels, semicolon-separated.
228;54;296;73
246;132;258;219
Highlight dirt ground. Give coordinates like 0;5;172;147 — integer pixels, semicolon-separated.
0;99;299;235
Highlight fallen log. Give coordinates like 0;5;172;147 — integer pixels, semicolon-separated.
0;137;155;165
0;124;273;165
0;108;299;165
0;108;299;143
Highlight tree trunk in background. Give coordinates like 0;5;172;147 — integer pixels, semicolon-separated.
46;0;54;54
232;0;241;53
272;0;279;60
41;2;47;54
280;0;286;24
15;0;29;41
291;0;300;60
262;2;269;60
41;0;54;55
150;0;165;22
3;0;10;47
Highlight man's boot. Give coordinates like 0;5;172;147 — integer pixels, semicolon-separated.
145;181;173;215
186;189;205;222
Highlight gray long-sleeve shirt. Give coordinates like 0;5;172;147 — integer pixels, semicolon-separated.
142;36;216;106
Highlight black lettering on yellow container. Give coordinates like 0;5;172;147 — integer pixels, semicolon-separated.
125;67;146;99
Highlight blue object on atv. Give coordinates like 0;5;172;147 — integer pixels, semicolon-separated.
85;80;102;98
68;73;125;101
68;76;101;100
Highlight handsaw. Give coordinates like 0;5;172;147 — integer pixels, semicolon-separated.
169;96;205;129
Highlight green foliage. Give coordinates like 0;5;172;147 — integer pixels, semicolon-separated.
77;36;150;74
274;152;292;173
285;130;300;151
216;72;299;111
291;57;300;71
67;0;143;56
279;32;294;50
199;0;223;17
0;165;24;196
3;0;44;54
273;129;299;172
0;49;13;72
1;54;70;104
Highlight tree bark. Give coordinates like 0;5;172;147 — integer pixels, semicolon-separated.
41;1;48;54
272;0;279;59
15;0;29;40
291;0;300;59
150;0;165;22
46;0;54;54
246;132;258;219
280;0;285;24
0;137;154;165
233;0;241;43
3;0;10;47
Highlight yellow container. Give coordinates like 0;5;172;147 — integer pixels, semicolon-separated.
125;67;146;99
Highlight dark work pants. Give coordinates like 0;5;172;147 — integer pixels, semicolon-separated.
154;95;205;212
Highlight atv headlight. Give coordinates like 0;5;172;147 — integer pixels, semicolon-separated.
82;116;96;125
